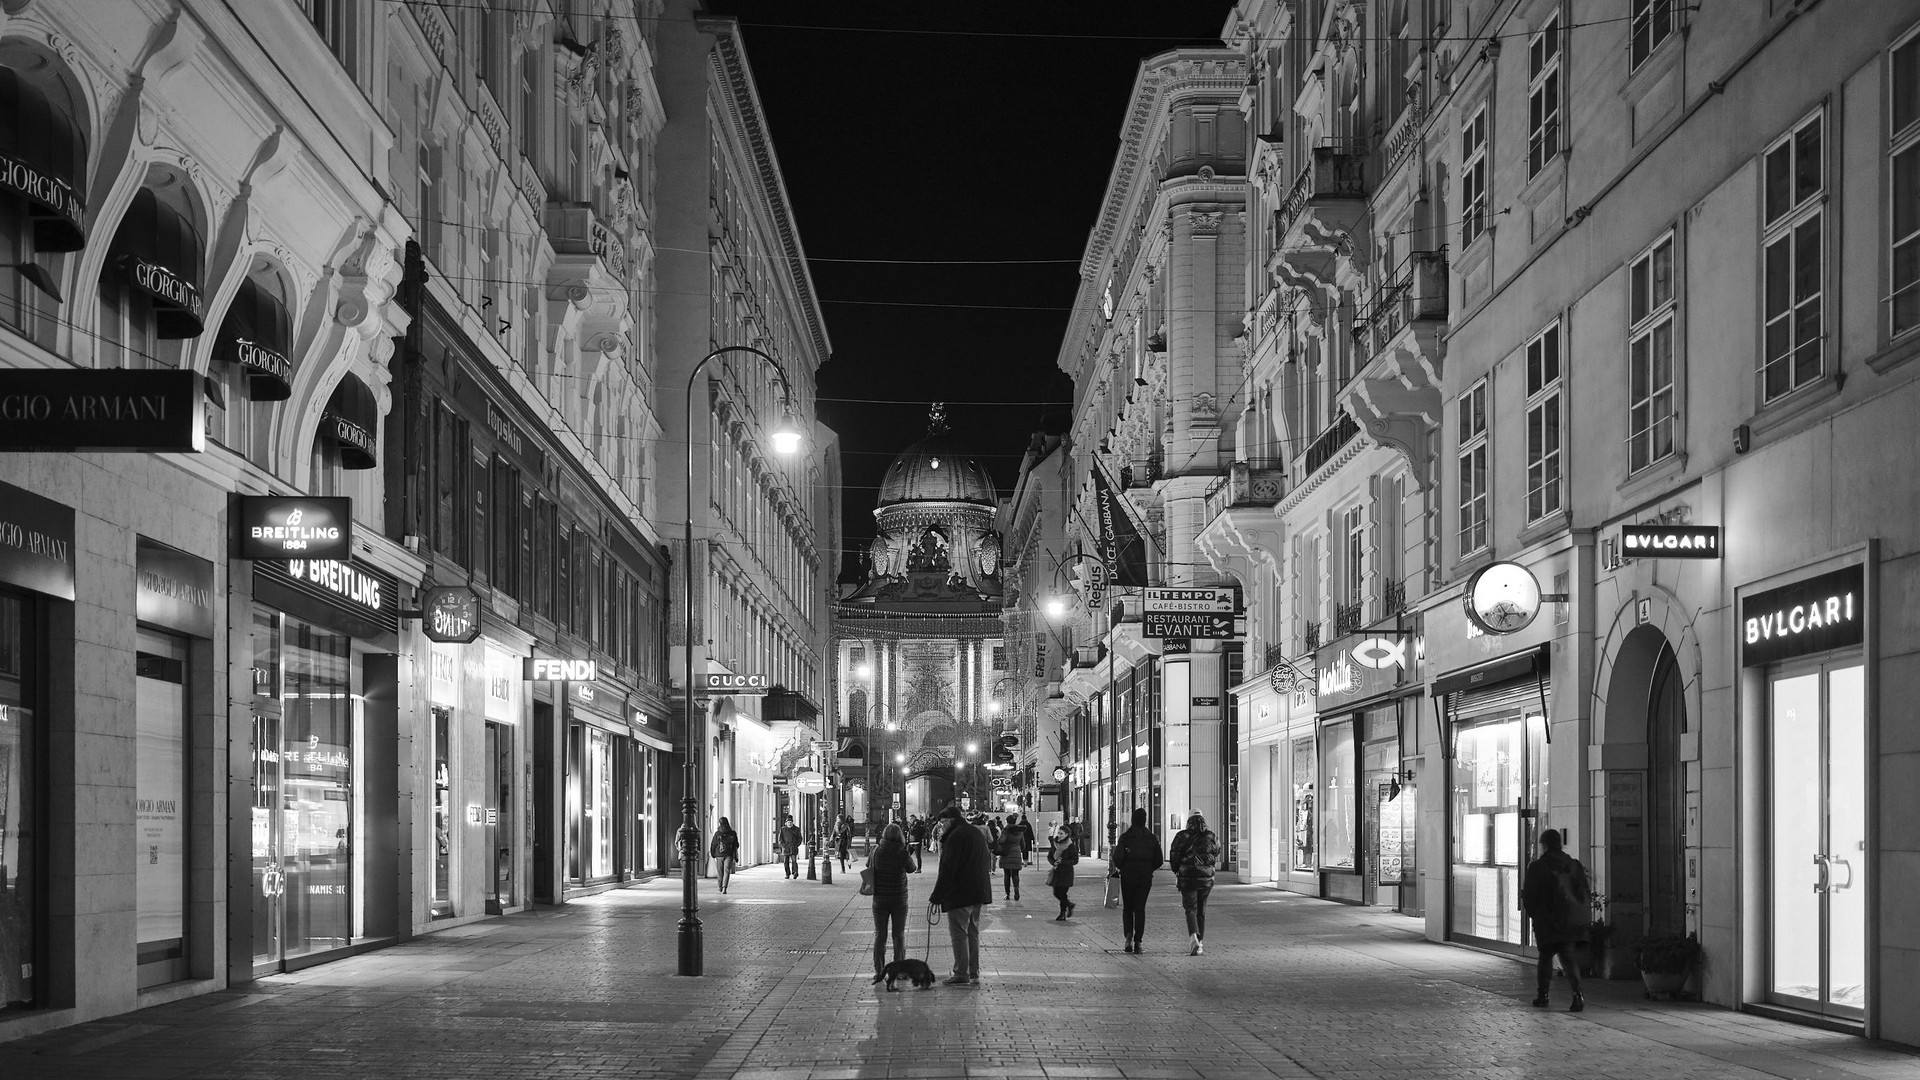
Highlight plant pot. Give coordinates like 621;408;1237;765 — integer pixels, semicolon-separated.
1641;969;1688;998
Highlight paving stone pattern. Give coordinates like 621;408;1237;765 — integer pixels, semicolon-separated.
2;864;1915;1080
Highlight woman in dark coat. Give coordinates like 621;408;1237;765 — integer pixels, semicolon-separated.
1110;807;1164;952
1168;811;1221;955
866;822;913;979
995;821;1026;900
709;817;740;894
1047;826;1079;920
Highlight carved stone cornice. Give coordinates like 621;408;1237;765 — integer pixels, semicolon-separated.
1342;332;1445;492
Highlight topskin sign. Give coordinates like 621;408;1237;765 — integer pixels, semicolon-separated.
1622;524;1721;559
1741;564;1865;667
0;369;205;452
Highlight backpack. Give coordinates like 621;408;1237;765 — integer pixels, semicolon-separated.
1552;859;1592;931
1189;831;1220;870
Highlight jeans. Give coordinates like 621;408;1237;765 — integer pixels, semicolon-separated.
945;904;981;980
782;850;798;878
714;856;734;892
1180;884;1211;939
1120;873;1154;942
873;900;907;975
1536;940;1583;997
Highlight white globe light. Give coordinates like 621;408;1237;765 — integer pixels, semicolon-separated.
1044;597;1067;618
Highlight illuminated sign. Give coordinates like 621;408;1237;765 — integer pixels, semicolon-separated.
0;369;205;453
699;672;771;695
1462;561;1544;635
421;585;482;644
235;496;353;560
1622;524;1721;559
525;657;597;681
1741;565;1864;667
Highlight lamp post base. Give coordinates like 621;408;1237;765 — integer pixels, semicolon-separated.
676;797;703;976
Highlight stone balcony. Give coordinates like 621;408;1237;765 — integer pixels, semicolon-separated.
1341;251;1449;492
1273;141;1369;246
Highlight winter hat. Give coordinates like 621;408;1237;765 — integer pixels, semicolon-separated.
938;804;963;820
1187;811;1208;829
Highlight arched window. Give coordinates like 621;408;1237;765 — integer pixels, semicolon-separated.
311;374;380;498
0;55;88;341
209;263;294;464
99;181;205;368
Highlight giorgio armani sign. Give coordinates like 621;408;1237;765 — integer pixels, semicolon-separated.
0;369;204;452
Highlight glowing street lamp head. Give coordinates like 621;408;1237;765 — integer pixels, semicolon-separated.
987;701;1001;714
1044;596;1067;619
899;766;909;776
894;752;906;764
770;412;804;455
854;663;872;679
884;721;897;732
965;742;977;755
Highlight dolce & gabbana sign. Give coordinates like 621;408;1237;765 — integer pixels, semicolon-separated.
1741;564;1865;667
0;369;205;452
233;496;353;560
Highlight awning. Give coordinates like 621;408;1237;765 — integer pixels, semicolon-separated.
323;376;379;469
214;276;294;400
1431;644;1548;698
0;66;88;252
109;188;205;338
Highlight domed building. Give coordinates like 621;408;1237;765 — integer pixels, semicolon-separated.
834;406;1011;824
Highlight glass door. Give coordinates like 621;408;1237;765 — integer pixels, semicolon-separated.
1768;662;1866;1018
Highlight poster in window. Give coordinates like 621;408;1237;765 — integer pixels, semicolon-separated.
1318;720;1356;869
1290;736;1315;868
135;658;186;948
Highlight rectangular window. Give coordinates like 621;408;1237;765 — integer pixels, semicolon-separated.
1890;30;1920;336
303;0;352;74
1462;105;1489;246
1525;322;1563;522
1527;15;1561;178
1628;234;1678;472
1763;112;1825;401
1341;505;1366;608
1457;380;1489;556
1630;0;1674;73
491;457;520;596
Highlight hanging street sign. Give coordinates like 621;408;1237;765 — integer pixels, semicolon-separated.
1621;524;1721;559
420;585;482;644
1143;610;1234;639
1143;587;1238;613
791;770;827;794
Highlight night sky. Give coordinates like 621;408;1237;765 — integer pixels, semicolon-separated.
700;2;1238;577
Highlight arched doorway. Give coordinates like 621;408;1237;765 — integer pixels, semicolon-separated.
1602;626;1689;954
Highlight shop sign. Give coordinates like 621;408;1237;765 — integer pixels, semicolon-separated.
1462;561;1546;635
135;538;214;638
1160;638;1191;655
484;646;517;721
234;496;353;560
791;770;827;794
256;557;398;634
0;479;74;600
1313;632;1418;703
420;585;482;643
700;671;771;695
130;258;203;321
1622;524;1721;559
0;369;205;452
429;643;460;705
1741;565;1865;667
525;656;596;681
1143;610;1234;639
0;147;86;240
1144;587;1237;613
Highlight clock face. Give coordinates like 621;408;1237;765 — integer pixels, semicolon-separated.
1464;562;1543;635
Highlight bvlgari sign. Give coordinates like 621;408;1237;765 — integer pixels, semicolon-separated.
1741;564;1865;667
1622;524;1721;559
0;369;205;452
234;496;353;560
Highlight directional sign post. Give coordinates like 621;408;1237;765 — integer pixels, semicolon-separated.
1142;587;1238;638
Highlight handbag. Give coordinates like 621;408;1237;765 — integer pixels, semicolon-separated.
1044;867;1056;887
858;867;875;896
1104;871;1123;909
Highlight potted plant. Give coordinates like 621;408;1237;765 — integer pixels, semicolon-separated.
1581;894;1610;978
1632;933;1702;998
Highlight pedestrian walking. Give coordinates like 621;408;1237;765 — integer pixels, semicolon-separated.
927;805;993;986
1012;812;1035;865
1168;811;1221;955
866;822;914;979
1046;825;1079;920
836;815;854;871
986;815;1002;848
1110;807;1164;953
709;816;740;894
778;815;803;879
994;818;1025;900
1521;828;1590;1011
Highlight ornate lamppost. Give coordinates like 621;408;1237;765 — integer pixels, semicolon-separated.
678;345;802;976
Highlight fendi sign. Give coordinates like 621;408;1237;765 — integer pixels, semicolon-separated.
1741;565;1865;667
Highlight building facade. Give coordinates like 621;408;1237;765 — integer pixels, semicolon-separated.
1052;49;1249;860
995;431;1076;828
1212;0;1920;1047
0;0;826;1041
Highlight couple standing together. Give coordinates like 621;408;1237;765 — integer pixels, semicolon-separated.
866;805;989;985
1107;808;1221;955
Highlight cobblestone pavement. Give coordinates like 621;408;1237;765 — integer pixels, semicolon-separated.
3;860;1915;1080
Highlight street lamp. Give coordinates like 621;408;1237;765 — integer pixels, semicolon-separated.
679;344;801;977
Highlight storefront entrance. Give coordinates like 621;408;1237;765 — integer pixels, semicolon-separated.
1767;661;1865;1019
1446;688;1548;950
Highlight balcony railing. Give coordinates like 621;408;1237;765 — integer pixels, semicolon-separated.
1353;251;1448;358
1121;459;1162;488
1334;601;1365;637
1382;578;1407;616
762;688;820;724
1303;412;1361;475
1274;140;1370;241
1263;642;1290;671
1203;461;1288;524
1303;621;1322;652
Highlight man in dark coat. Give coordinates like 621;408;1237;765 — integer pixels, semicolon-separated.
777;815;804;880
1110;807;1164;953
1521;828;1590;1011
927;804;994;985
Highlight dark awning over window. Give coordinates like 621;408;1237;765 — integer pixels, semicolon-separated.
0;66;88;252
109;188;205;339
215;277;293;400
323;376;379;470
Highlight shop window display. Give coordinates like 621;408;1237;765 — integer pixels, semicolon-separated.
0;591;37;1010
135;630;188;984
1317;720;1355;869
1448;709;1548;949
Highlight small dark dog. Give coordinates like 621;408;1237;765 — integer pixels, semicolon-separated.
872;958;936;991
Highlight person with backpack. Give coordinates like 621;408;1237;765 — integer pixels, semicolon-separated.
1168;811;1221;955
1109;807;1164;953
709;817;740;894
1521;828;1591;1011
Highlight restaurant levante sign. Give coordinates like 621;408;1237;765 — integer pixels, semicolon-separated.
0;369;204;452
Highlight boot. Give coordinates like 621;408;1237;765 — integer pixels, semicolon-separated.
1570;992;1585;1012
1055;905;1068;922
